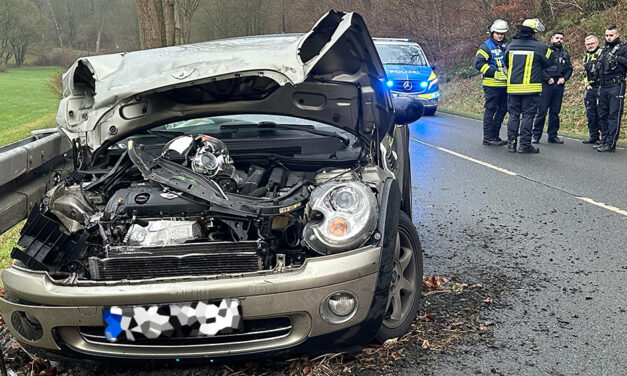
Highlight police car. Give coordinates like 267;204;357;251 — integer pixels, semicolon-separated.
374;38;440;115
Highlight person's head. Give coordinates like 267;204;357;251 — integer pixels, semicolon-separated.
551;31;564;47
521;18;545;34
584;35;598;52
605;25;620;43
489;19;509;41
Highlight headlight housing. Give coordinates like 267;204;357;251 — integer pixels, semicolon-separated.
428;78;439;90
303;181;378;255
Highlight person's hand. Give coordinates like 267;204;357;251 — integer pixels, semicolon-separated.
586;85;592;90
548;77;555;84
557;77;565;85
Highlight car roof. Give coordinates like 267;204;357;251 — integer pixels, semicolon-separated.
372;37;419;46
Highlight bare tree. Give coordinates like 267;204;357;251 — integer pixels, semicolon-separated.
90;0;113;53
135;0;166;48
2;0;43;65
135;0;199;48
46;0;63;48
176;0;198;44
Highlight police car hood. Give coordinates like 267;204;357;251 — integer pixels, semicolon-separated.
383;65;433;81
56;11;393;154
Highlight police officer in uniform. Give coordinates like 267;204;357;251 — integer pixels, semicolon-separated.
531;31;572;144
596;25;627;152
582;35;603;144
475;19;509;146
505;18;553;153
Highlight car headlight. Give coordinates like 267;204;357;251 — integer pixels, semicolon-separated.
428;78;439;90
303;180;378;255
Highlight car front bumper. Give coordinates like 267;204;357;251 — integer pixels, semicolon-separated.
0;245;380;359
391;91;439;108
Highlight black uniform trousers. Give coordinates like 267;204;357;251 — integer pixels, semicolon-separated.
507;94;541;149
532;83;564;140
598;81;626;148
482;86;507;141
584;87;601;141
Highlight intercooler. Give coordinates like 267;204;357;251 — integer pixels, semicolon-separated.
89;241;261;280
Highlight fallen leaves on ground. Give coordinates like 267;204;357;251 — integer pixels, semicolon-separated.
422;275;448;291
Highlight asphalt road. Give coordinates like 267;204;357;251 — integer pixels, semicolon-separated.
404;112;627;375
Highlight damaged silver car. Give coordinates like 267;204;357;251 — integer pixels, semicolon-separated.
0;10;424;361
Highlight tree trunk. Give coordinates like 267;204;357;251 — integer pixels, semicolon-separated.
164;0;176;46
135;0;166;49
96;23;104;53
46;0;63;48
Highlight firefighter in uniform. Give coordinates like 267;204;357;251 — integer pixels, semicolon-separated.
582;35;603;144
595;25;627;152
475;19;510;146
505;18;553;153
531;31;572;144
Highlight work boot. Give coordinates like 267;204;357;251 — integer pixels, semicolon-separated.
593;143;604;149
548;137;564;144
507;139;517;153
483;138;507;146
518;145;539;154
582;138;599;144
596;145;615;152
531;137;539;144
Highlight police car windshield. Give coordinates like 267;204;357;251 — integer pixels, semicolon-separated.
375;43;428;66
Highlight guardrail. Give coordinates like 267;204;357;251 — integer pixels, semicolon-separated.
0;129;71;235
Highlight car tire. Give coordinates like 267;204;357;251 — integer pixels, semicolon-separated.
375;211;423;342
424;107;437;116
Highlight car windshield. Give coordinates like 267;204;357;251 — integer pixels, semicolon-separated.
375;43;428;66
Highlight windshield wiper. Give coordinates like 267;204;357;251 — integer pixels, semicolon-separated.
220;121;351;146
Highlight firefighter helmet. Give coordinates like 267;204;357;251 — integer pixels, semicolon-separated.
489;19;509;33
522;18;545;33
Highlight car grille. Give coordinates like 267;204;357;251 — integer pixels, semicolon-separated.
88;241;261;280
79;317;292;346
390;80;427;93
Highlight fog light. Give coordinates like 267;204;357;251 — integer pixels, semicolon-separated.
320;291;358;324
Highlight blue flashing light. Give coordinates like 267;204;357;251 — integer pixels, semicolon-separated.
176;358;180;362
420;81;428;88
386;80;393;87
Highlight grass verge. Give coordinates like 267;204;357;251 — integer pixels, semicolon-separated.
0;66;62;145
0;66;61;270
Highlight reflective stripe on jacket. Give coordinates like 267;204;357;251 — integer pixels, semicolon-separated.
474;38;508;87
583;48;602;87
505;36;553;95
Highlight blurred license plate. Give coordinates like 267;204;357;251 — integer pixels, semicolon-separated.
102;298;242;342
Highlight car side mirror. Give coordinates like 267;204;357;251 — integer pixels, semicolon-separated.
392;96;424;125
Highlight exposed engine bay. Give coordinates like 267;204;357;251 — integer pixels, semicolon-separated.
13;133;384;282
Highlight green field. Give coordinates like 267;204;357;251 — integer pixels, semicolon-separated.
0;66;62;270
0;67;62;145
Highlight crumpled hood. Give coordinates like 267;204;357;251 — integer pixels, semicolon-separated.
56;11;394;156
383;65;432;82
